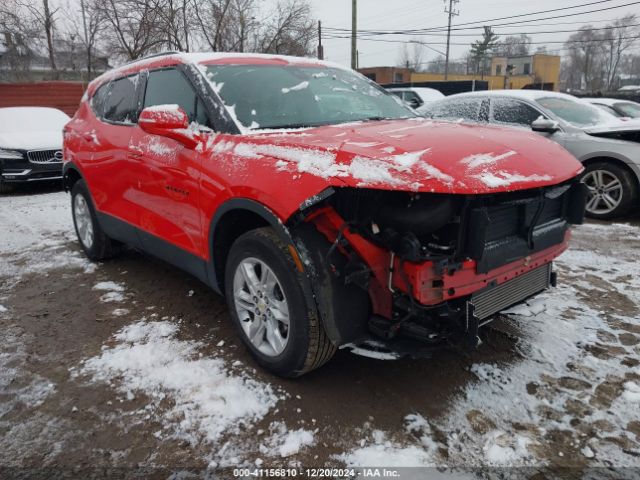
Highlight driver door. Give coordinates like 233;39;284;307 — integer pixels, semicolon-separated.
128;67;213;257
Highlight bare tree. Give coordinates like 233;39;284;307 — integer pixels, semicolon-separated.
565;27;611;90
0;1;38;80
97;0;165;60
192;0;234;52
150;0;193;52
259;0;315;56
601;14;639;89
64;0;106;80
397;40;425;71
17;0;59;76
496;34;532;57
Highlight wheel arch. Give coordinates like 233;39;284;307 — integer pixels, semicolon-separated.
208;198;300;295
208;198;359;347
62;162;85;192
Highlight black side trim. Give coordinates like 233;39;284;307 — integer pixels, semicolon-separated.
62;162;84;190
207;198;294;292
96;212;210;286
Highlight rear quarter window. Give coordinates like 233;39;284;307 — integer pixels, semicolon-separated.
91;82;111;118
103;75;140;124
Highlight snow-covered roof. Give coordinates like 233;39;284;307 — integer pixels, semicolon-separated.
452;89;577;102
94;52;350;88
583;97;637;107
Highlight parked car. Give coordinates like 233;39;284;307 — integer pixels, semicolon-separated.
421;90;640;219
64;53;586;377
0;107;70;193
387;87;444;110
583;97;640;119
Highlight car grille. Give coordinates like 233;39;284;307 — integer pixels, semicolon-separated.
27;149;63;164
470;263;552;320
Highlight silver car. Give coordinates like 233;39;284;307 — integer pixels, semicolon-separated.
422;90;640;219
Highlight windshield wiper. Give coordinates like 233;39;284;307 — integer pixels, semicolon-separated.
256;123;322;130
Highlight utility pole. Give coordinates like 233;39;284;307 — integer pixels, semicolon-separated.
317;21;324;60
351;0;357;70
444;0;460;80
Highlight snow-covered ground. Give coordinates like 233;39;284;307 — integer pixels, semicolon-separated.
0;190;639;474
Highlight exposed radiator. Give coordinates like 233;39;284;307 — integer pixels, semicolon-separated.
471;263;552;320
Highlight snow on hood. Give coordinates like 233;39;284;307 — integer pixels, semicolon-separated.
0;130;64;151
0;107;68;150
221;118;583;194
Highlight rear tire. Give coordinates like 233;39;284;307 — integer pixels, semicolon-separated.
225;227;336;377
581;162;637;220
71;180;120;261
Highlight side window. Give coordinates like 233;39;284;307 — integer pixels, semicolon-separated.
404;91;423;107
491;98;543;127
103;75;139;124
91;82;111;118
143;68;211;128
429;98;482;122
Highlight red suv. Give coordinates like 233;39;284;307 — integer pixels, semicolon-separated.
63;52;587;377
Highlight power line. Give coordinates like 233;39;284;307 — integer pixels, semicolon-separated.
324;35;640;48
324;22;640;40
324;0;640;34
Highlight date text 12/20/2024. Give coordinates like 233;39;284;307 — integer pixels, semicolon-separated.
232;468;402;477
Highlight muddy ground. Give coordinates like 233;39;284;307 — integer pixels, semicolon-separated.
1;184;639;479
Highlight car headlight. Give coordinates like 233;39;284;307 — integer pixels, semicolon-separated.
0;149;24;160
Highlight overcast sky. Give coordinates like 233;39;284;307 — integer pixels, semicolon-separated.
312;0;640;68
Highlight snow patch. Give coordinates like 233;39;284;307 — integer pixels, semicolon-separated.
281;81;309;94
74;320;279;444
473;171;553;188
460;151;517;170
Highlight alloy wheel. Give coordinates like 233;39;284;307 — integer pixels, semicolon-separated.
582;169;623;215
232;257;290;357
74;194;94;249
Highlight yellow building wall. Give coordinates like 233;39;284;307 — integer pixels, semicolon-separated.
532;55;561;91
411;55;561;91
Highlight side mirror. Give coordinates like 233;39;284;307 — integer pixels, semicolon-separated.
531;117;560;134
138;105;199;149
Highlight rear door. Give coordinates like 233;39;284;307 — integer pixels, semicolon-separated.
128;67;213;257
428;97;487;123
82;74;142;228
489;98;546;129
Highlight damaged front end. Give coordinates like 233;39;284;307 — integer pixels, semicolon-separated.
291;181;588;352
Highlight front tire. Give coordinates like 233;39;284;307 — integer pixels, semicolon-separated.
71;180;120;261
581;162;637;220
225;228;336;377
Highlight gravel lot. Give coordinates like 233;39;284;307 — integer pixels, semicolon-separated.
1;186;639;478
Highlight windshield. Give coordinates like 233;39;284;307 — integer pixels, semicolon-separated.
536;97;615;128
205;64;415;130
616;102;640;118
